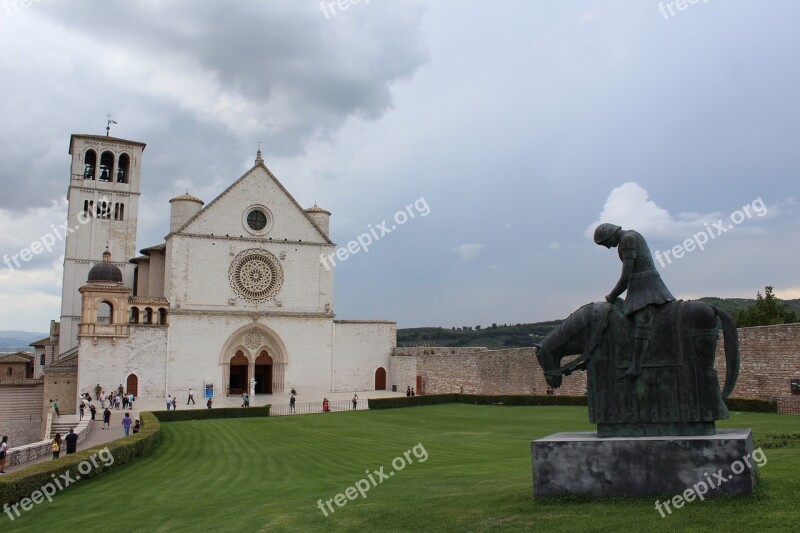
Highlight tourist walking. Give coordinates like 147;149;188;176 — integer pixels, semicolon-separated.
51;433;62;459
132;420;141;434
187;387;195;405
65;429;78;455
95;383;102;401
102;407;111;429
100;391;106;408
122;413;133;437
166;394;173;411
406;386;411;397
128;392;135;408
206;397;213;409
352;394;358;410
115;393;121;410
322;398;330;413
289;394;296;413
411;388;415;396
79;399;85;419
89;403;97;421
0;436;8;474
53;398;60;417
172;396;178;410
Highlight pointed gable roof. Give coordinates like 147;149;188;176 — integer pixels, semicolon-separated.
170;161;333;245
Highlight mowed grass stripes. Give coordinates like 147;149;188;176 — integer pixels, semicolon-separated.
3;405;800;532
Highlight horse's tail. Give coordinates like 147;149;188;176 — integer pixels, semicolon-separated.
714;305;740;398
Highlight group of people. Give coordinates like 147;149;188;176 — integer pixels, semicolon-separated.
167;389;213;409
94;384;135;410
406;386;416;397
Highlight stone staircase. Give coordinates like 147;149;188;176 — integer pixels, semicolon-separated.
49;415;82;438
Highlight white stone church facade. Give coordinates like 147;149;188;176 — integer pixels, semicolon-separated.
49;133;395;402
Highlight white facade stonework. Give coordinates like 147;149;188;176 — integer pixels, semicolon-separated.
63;139;395;399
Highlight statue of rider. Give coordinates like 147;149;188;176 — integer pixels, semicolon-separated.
594;224;675;379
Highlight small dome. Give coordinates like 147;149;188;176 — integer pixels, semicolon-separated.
169;192;204;205
88;250;123;283
305;204;331;215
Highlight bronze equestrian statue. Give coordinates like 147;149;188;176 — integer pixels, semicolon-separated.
535;224;739;437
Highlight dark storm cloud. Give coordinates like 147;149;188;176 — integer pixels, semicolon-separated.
0;0;429;210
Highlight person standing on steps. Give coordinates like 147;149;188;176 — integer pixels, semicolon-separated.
65;428;78;455
51;433;62;459
0;436;9;474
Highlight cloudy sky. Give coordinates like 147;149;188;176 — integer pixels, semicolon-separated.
1;0;798;333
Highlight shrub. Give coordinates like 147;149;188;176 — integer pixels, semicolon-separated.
0;411;160;507
725;397;777;413
0;405;271;507
151;404;270;422
368;394;587;409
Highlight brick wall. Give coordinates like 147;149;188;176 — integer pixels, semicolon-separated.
777;397;800;414
392;347;586;396
393;323;800;402
714;323;800;400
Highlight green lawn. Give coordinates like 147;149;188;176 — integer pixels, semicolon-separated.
3;405;800;532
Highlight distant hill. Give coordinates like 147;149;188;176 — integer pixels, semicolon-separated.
0;331;47;353
397;297;800;349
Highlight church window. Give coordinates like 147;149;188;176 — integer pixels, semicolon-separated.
247;209;267;231
40;353;45;366
83;150;96;180
243;205;273;235
143;307;153;324
117;153;130;183
158;308;168;325
228;249;283;303
99;151;115;181
129;307;139;324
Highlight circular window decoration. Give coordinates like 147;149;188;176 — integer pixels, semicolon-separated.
229;249;283;302
242;205;273;235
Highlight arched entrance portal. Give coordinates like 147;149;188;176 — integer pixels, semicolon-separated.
375;367;387;390
255;351;273;394
229;351;249;394
126;374;138;397
220;325;287;396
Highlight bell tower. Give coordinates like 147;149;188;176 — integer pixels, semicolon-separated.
58;134;146;356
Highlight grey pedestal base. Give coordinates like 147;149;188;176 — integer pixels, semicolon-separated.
532;428;757;498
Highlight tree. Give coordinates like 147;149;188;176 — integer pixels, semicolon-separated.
734;286;799;327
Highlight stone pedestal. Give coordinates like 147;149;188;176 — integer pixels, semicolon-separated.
532;429;757;498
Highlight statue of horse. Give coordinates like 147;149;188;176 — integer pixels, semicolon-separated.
535;299;739;437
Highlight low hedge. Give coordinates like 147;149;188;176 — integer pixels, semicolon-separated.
370;394;778;413
0;411;160;507
725;397;778;413
150;404;270;422
0;405;273;507
368;394;588;410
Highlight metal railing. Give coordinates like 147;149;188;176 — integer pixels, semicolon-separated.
270;399;367;416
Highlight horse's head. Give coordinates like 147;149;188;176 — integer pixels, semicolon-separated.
534;342;563;389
